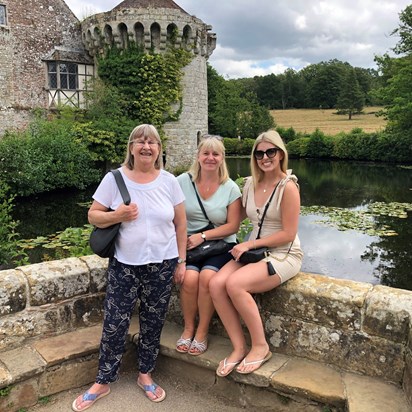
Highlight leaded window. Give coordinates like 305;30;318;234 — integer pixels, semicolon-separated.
0;5;7;25
47;62;78;90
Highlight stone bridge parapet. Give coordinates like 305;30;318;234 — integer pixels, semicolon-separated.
0;256;411;405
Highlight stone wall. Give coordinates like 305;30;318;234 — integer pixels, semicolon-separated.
0;0;84;135
80;4;215;170
1;256;411;404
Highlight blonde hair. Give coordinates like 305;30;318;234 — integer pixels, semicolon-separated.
123;124;163;170
250;130;288;188
188;135;229;184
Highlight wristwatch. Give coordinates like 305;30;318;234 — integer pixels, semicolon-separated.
177;257;186;264
201;232;207;242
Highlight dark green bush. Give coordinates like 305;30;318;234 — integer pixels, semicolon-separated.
306;129;334;158
0;180;27;268
0;118;100;197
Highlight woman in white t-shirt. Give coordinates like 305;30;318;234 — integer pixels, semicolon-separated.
175;135;241;356
72;124;186;410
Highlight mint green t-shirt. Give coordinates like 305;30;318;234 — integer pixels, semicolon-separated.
177;173;241;243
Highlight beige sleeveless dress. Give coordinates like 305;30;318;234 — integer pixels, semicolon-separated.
242;170;303;283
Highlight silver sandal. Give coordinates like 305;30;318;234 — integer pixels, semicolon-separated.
188;338;208;356
176;336;193;353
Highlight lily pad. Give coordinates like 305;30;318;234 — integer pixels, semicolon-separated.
301;202;412;236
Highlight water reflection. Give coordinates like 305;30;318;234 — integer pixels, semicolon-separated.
12;158;412;290
227;158;412;290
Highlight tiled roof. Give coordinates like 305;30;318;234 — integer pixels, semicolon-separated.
112;0;188;14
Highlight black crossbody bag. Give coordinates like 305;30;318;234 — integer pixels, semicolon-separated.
89;169;131;258
186;174;232;264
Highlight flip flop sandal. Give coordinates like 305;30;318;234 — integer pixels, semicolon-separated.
188;338;208;356
236;351;273;374
176;336;193;353
216;358;241;377
137;381;166;403
72;388;110;412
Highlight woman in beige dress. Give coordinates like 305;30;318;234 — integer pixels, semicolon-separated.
210;130;303;377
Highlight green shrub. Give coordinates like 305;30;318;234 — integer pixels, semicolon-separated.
306;129;334;158
0;118;100;197
0;180;28;268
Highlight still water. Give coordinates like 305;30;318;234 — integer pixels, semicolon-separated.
12;158;412;290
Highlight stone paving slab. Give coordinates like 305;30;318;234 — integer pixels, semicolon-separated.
344;372;411;412
0;321;410;412
0;346;46;383
270;357;346;408
32;325;103;366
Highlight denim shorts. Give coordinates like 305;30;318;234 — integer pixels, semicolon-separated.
186;243;235;272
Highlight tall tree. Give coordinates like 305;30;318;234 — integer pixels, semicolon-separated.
336;68;365;119
391;4;412;55
375;5;412;132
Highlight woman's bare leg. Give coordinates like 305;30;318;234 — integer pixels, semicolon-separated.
178;269;199;343
210;260;248;369
226;261;281;372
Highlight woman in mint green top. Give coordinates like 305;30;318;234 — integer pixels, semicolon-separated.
176;135;241;356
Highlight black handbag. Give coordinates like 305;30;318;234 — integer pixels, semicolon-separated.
89;169;131;258
239;180;280;264
186;174;232;264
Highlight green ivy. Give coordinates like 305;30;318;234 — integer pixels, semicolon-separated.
96;44;192;134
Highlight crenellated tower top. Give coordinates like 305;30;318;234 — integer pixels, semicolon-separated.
80;0;216;58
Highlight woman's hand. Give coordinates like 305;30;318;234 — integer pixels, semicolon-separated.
116;203;138;222
187;233;205;250
230;242;251;261
174;263;186;284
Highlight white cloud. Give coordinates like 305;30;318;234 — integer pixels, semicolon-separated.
64;0;411;78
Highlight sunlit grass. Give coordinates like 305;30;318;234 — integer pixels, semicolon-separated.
271;106;387;135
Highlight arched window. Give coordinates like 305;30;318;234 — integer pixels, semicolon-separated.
182;25;192;50
166;23;178;46
104;25;114;47
150;22;161;50
118;23;128;49
134;22;144;47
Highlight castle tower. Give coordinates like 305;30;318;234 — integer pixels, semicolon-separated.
81;0;217;170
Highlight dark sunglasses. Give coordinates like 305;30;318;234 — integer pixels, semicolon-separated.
253;147;279;160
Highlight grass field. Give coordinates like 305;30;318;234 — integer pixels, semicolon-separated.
271;106;387;135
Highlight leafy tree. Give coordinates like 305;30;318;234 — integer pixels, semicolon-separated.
391;4;412;55
336;68;365;119
374;5;412;134
207;65;275;138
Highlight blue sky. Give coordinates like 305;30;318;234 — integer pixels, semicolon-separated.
65;0;411;78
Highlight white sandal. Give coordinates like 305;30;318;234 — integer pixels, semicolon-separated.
176;336;193;353
188;338;208;356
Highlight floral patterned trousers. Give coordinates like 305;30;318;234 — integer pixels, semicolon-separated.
96;257;177;384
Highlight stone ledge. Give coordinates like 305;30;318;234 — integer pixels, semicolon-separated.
0;321;410;412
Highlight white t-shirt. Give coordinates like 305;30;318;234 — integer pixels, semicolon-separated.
177;173;241;244
92;168;185;265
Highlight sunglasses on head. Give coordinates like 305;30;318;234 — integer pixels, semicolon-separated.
253;147;280;160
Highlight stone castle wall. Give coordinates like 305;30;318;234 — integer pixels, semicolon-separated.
0;256;411;403
0;0;84;135
80;5;216;170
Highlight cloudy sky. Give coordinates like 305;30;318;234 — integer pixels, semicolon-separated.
64;0;410;78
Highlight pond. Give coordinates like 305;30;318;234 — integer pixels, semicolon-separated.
12;158;412;290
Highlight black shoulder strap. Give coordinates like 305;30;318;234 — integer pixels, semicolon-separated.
187;173;213;225
256;179;281;239
111;169;131;205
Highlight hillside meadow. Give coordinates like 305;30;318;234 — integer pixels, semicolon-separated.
271;106;387;135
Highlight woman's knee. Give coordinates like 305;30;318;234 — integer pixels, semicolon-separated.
181;271;199;294
209;275;226;298
198;269;215;291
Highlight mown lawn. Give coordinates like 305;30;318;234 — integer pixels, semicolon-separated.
271;106;387;135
